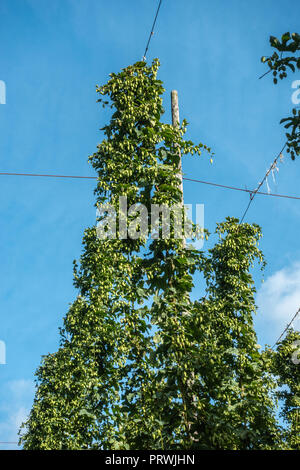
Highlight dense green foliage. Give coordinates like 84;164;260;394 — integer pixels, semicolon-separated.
261;32;300;159
269;330;300;449
19;60;299;450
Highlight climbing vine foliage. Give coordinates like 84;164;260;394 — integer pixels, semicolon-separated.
20;59;299;450
261;32;300;159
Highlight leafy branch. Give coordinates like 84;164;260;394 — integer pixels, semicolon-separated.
261;32;300;159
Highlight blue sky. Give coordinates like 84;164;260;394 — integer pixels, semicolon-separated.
0;0;300;448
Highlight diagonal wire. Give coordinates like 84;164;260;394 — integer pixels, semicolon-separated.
183;177;300;200
0;172;96;180
0;442;19;444
272;307;300;348
142;0;163;61
1;171;300;201
258;69;272;80
240;142;287;223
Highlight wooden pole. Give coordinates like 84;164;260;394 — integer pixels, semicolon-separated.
171;90;185;248
171;91;199;442
171;90;184;205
